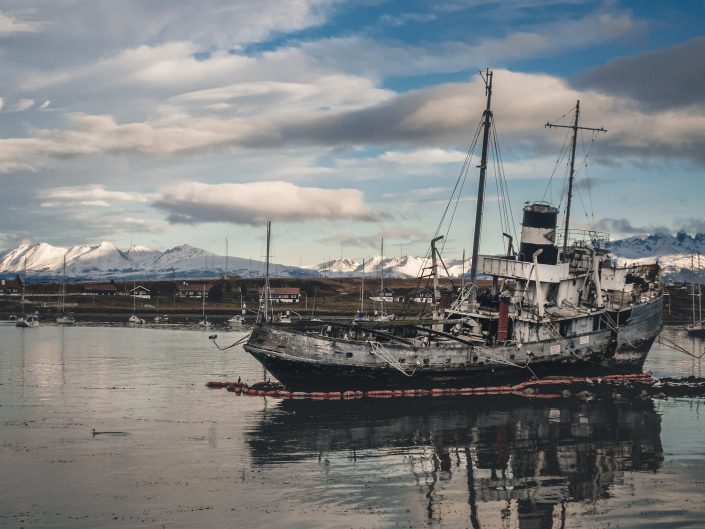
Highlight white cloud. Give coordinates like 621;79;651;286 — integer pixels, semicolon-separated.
380;148;467;164
9;98;35;112
0;11;43;34
37;185;152;205
153;181;378;225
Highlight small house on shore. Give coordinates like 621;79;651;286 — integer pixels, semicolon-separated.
82;283;118;296
176;281;216;299
0;278;22;295
130;285;151;299
259;287;301;304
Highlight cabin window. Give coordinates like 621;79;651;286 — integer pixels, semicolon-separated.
345;352;353;359
423;358;430;366
399;358;405;364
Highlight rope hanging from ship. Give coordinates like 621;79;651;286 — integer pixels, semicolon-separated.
208;333;251;350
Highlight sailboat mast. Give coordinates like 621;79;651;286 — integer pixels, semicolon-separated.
360;258;365;315
60;254;66;313
380;237;385;314
469;69;493;283
692;254;696;324
699;253;702;323
264;221;271;323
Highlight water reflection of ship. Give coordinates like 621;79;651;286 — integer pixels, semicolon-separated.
247;397;663;528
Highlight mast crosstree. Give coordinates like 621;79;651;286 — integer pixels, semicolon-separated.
545;100;606;261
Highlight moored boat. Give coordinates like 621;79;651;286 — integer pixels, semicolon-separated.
243;70;663;391
16;313;39;328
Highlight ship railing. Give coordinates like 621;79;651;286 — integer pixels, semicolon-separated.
556;229;610;250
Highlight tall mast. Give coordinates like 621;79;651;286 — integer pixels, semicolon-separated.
360;258;365;316
264;221;271;323
546;101;606;261
692;254;696;324
469;69;493;283
380;237;384;314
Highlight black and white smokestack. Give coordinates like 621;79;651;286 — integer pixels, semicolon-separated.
518;202;558;265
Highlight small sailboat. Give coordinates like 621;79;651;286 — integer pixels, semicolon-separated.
16;259;38;327
686;253;705;337
227;289;247;325
128;286;145;324
56;256;75;325
16;313;39;328
198;282;211;327
153;297;168;323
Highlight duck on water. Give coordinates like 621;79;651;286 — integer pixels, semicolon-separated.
242;70;663;392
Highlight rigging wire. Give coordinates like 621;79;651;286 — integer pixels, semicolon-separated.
541;128;571;204
490;120;517;247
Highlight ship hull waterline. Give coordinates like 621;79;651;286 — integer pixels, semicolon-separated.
243;297;662;392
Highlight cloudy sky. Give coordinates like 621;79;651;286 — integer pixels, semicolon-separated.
1;0;704;265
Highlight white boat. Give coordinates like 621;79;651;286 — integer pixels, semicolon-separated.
154;314;169;323
685;254;705;337
198;281;211;327
128;314;145;324
56;313;75;325
16;314;39;328
55;256;75;325
128;285;145;324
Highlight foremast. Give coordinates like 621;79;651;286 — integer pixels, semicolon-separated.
468;69;493;285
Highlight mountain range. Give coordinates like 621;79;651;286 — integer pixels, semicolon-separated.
1;232;704;282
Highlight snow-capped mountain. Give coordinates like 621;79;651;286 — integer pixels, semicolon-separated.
608;232;705;259
608;232;705;283
0;242;317;279
305;255;472;279
2;232;704;282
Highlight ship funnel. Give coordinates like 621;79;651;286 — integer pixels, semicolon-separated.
518;202;558;265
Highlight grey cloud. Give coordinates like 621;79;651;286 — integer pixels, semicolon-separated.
678;218;705;234
574;177;604;192
596;218;670;236
576;36;705;111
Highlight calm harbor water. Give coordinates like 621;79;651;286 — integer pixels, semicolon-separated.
1;324;703;529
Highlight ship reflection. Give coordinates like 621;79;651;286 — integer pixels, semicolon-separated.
247;396;663;528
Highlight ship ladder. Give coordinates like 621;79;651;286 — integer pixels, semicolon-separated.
368;341;417;377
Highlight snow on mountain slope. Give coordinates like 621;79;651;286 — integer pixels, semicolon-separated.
0;241;317;279
608;232;705;259
2;232;704;281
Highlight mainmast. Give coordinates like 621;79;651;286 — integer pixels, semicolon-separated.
263;221;271;323
469;69;493;283
546;101;606;261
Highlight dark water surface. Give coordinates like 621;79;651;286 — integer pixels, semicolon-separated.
1;324;703;528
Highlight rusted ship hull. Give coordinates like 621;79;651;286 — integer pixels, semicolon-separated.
244;295;663;391
610;296;663;369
